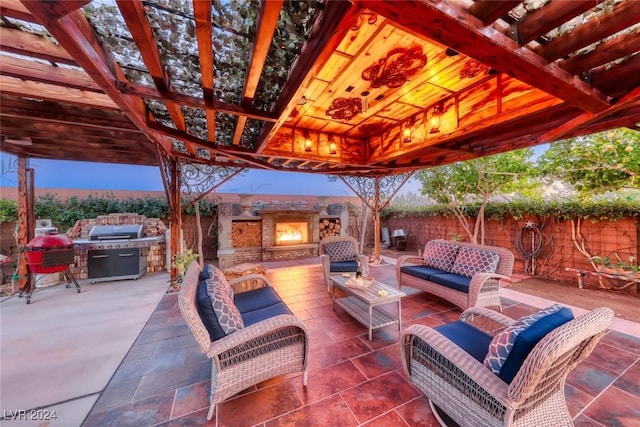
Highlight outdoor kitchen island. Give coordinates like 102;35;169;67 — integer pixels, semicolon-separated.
68;213;168;283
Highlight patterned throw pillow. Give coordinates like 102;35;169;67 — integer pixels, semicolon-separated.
483;304;563;376
450;246;500;278
324;240;356;262
422;241;460;271
205;279;244;336
203;264;234;297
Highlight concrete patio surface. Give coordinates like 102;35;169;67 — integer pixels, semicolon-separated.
0;272;170;427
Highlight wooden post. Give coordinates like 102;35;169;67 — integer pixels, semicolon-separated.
16;157;34;292
169;158;181;281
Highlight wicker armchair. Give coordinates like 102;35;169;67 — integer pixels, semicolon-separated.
401;306;613;427
178;261;309;421
319;235;369;291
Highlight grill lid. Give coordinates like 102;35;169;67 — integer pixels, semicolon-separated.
89;225;143;240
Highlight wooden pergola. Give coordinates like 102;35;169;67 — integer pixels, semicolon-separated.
1;0;639;283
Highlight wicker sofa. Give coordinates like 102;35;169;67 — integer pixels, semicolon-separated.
178;261;309;421
401;305;613;426
396;239;514;311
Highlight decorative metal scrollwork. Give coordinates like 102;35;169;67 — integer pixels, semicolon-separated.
326;97;363;121
362;46;427;89
180;163;243;206
341;172;414;210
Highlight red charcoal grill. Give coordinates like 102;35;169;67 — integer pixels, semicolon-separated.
23;233;80;304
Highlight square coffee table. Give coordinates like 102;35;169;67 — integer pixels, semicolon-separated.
330;275;406;340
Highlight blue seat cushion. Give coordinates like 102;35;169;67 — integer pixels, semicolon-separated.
330;260;358;273
499;307;574;383
234;286;283;314
241;302;293;326
428;273;471;293
400;265;447;281
435;321;492;362
196;279;225;341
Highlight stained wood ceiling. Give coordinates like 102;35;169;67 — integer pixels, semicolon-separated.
1;0;639;176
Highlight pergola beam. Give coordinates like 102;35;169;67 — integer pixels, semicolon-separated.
232;0;283;146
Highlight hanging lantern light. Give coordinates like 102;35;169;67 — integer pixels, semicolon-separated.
403;116;416;142
304;131;313;152
429;103;443;134
329;135;337;155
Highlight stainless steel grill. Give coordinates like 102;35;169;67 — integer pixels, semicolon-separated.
89;225;143;241
85;225;147;283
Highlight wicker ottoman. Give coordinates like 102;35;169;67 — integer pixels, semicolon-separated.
223;263;267;292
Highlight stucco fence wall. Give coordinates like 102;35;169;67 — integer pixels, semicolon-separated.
379;214;639;292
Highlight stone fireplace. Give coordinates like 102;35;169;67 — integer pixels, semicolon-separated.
216;196;351;268
261;210;319;261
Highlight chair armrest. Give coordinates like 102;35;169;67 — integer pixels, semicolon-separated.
468;273;511;303
356;253;369;277
396;255;424;268
228;274;269;293
402;324;510;403
459;307;514;335
207;314;309;360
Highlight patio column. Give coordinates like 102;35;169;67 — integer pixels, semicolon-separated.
16;157;34;292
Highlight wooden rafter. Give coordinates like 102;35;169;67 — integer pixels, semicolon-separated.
232;0;283;146
116;1;187;134
360;0;611;114
591;53;640;98
0;75;118;109
468;0;520;26
0;55;103;92
193;0;216;142
0;27;78;66
535;1;640;62
20;4;172;154
257;0;360;152
117;81;278;122
0;0;33;21
508;1;594;46
540;87;640;143
559;32;640;76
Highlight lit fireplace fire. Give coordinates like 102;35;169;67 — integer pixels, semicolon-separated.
275;222;309;245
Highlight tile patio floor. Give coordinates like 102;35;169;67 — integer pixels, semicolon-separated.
82;259;640;427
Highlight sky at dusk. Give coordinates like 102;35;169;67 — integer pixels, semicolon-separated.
0;153;422;197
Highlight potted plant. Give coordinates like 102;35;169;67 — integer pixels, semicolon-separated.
169;249;198;292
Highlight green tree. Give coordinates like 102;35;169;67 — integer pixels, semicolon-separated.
537;129;640;194
415;149;536;244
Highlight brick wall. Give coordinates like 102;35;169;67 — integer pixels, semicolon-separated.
382;214;639;292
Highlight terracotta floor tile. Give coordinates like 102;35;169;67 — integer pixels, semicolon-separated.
171;379;210;419
565;384;597;418
395;396;441;427
217;380;303;427
566;360;618;397
599;330;640;355
340;371;421;424
266;394;358;427
361;409;410;426
613;360;640;397
134;359;211;400
583;386;640;427
294;360;366;404
585;341;639;375
315;336;373;368
83;261;639;426
351;343;403;379
83;390;174;427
